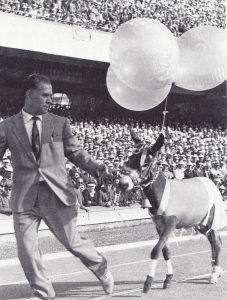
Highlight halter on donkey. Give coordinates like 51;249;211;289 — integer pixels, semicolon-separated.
119;129;227;293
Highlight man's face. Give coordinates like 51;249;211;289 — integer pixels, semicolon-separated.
113;178;119;187
24;83;53;115
88;184;96;192
2;186;11;196
196;162;201;168
106;183;112;192
3;161;10;169
76;178;84;190
73;173;80;180
108;166;114;172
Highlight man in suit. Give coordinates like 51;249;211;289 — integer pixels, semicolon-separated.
0;74;114;300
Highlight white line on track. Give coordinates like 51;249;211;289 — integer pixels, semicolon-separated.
1;231;227;268
93;270;227;300
1;246;227;287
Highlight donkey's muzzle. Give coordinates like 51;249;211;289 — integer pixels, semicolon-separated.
119;175;134;192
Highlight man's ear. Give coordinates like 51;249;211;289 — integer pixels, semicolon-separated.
25;89;32;100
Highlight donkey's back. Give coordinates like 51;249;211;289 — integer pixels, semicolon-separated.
165;177;225;229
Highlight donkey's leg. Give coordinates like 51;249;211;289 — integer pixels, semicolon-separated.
143;215;178;293
196;226;215;267
196;226;222;283
156;227;173;289
162;244;173;289
207;230;222;284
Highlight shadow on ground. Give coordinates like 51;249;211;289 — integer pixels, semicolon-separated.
0;280;143;299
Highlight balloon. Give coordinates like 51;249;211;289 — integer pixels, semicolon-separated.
109;18;179;91
174;26;227;91
106;67;171;111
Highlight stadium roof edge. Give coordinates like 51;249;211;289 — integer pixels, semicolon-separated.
0;12;112;63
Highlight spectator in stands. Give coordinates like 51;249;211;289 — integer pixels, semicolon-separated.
220;161;227;178
0;157;13;179
220;185;227;200
112;176;120;192
69;168;81;186
112;184;121;206
162;161;174;179
184;161;194;179
81;170;94;184
117;151;124;168
192;160;204;177
203;159;212;178
0;178;12;215
213;177;222;189
119;189;137;207
100;179;115;207
132;185;146;205
173;161;185;179
210;161;222;181
83;180;100;206
74;177;89;212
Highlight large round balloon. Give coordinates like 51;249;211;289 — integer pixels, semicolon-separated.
106;67;171;111
174;26;227;91
109;18;179;91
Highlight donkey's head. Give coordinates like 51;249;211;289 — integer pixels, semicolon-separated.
119;128;164;192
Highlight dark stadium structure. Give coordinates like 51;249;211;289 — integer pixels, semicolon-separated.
0;46;226;126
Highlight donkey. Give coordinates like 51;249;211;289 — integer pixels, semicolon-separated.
119;129;226;293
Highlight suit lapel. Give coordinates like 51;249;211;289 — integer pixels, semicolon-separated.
12;112;35;163
41;113;54;145
12;112;54;163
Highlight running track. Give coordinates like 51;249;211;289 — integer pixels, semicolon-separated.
0;233;227;300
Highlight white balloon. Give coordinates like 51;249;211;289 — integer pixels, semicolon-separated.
109;18;179;91
106;67;171;111
174;26;227;91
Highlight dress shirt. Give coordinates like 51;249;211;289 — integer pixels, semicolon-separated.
22;110;42;145
22;110;43;180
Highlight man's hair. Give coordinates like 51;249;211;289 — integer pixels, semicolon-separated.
22;73;51;97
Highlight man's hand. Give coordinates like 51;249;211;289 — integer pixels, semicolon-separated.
81;206;89;213
96;163;108;179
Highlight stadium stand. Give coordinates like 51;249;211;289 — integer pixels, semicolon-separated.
1;112;227;206
0;0;226;210
0;0;226;35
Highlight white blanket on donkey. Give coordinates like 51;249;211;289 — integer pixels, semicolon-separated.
157;177;227;230
197;177;227;230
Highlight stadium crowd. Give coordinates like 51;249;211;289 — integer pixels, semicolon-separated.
0;0;226;35
1;110;227;215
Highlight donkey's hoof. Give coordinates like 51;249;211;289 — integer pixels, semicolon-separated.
143;275;153;293
163;274;173;289
209;266;222;284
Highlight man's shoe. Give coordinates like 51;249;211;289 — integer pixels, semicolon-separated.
29;291;55;300
98;270;114;294
28;297;55;300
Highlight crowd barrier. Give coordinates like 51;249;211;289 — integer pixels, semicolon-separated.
0;204;151;239
1;202;227;240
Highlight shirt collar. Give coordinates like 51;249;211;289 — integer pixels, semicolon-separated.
22;109;43;124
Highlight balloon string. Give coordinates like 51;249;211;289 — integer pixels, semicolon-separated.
161;97;168;132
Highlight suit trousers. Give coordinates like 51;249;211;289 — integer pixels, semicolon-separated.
13;181;107;298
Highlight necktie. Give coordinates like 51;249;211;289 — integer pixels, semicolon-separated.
31;116;41;161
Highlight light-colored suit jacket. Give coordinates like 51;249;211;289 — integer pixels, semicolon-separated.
0;112;100;212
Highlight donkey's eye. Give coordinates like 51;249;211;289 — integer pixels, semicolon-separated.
133;149;141;154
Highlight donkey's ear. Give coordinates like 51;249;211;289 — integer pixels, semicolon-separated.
129;127;143;145
148;133;165;155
